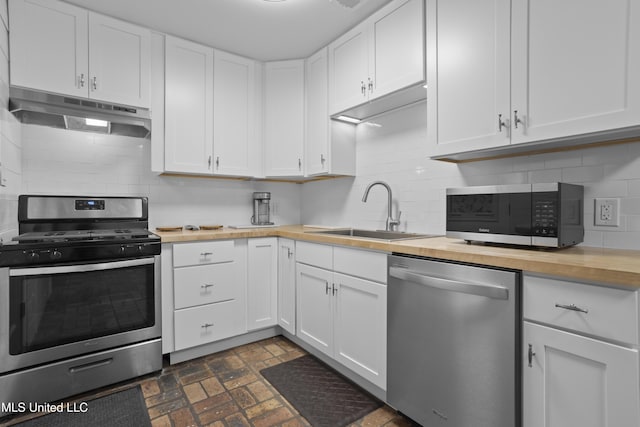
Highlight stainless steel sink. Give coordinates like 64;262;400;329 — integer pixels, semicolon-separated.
309;228;438;241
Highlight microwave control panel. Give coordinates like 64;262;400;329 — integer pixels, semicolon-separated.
532;193;558;237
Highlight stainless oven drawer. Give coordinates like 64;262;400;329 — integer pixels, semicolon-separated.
0;339;161;416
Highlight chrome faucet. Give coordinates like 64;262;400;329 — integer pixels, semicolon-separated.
361;180;401;231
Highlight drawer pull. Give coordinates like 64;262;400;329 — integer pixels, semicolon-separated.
200;252;213;256
201;323;214;329
555;303;588;314
201;284;215;289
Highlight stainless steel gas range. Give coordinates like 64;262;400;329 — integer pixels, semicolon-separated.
0;195;162;415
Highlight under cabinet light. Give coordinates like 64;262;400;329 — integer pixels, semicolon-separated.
85;118;109;127
336;115;362;124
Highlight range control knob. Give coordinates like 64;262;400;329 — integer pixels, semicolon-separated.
137;245;144;254
26;251;40;262
50;250;62;260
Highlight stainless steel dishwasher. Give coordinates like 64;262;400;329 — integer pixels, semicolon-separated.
387;254;521;427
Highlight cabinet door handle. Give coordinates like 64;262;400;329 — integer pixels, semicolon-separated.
208;156;212;170
79;73;86;88
298;158;302;171
527;344;536;367
325;281;330;295
216;156;220;169
332;283;338;296
92;76;98;91
514;110;523;129
361;81;366;95
498;114;507;132
201;323;214;329
200;252;213;256
367;77;373;93
555;303;588;314
287;248;293;258
201;283;215;289
320;154;326;164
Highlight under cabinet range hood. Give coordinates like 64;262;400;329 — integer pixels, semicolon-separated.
8;87;151;138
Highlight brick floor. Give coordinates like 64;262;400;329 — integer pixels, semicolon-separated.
1;336;417;427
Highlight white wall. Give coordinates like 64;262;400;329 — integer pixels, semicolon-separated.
21;125;302;229
0;1;22;243
301;101;640;250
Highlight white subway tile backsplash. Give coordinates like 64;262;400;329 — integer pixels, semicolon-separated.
303;102;640;250
561;165;604;183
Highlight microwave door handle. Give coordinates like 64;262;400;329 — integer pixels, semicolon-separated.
389;267;509;300
9;258;155;277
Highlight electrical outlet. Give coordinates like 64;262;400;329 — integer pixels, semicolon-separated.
594;198;620;226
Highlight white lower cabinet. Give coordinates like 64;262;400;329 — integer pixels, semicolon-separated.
295;242;387;389
523;274;640;427
277;238;296;335
247;237;278;331
170;240;247;352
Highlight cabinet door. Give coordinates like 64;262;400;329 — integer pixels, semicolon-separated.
296;263;333;357
247;238;278;331
264;60;305;177
328;22;369;114
426;0;511;155
88;13;150;107
333;273;387;389
164;36;213;174
9;0;88;97
524;322;640;427
305;48;330;176
213;50;257;177
370;0;425;101
278;239;296;334
511;0;640;145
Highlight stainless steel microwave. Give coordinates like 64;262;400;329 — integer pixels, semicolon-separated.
446;183;584;247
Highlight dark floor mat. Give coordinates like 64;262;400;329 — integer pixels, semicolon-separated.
260;354;383;427
11;385;151;427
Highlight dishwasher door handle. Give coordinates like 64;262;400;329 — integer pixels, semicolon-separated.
389;266;509;300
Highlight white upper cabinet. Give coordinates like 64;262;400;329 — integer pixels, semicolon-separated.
510;0;640;145
429;0;640;159
9;0;150;107
164;35;214;174
87;13;150;107
426;0;510;155
328;0;425;116
305;48;356;177
264;60;305;177
213;50;259;177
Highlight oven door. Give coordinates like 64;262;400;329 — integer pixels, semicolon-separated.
446;184;533;245
0;256;161;373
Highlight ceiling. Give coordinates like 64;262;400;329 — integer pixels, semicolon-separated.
64;0;392;61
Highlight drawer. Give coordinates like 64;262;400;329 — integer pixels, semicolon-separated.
296;241;333;270
174;262;238;309
173;240;235;267
174;299;246;351
524;274;639;345
333;246;387;283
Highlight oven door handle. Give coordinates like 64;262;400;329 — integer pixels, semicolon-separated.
9;258;155;277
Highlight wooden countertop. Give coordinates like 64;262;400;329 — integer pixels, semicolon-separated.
155;225;640;289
